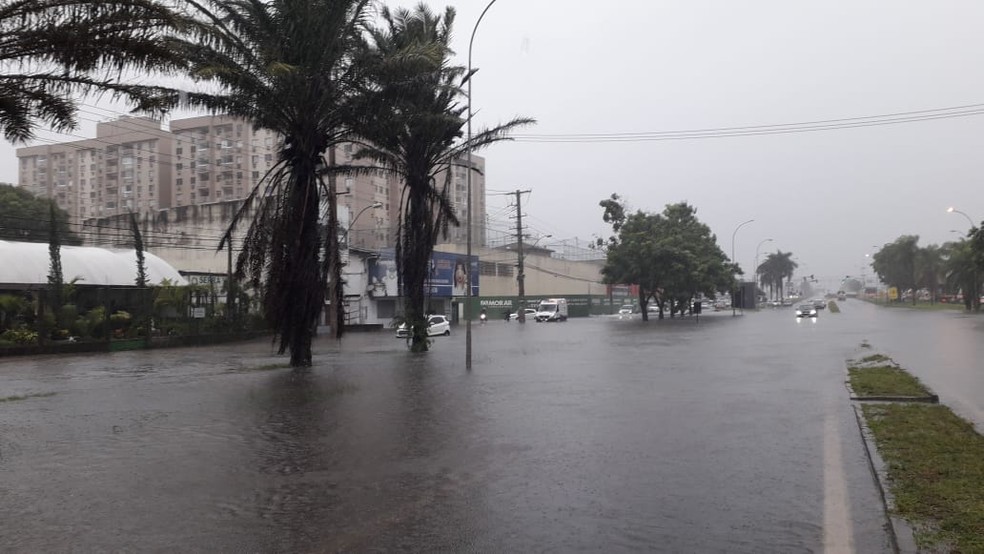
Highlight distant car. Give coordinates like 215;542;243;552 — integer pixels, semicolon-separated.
396;314;450;338
508;308;537;321
618;305;634;315
813;299;826;310
796;304;818;318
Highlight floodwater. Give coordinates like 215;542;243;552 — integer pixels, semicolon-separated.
4;300;965;552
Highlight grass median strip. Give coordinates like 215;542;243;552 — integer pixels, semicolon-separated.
862;403;984;552
849;365;931;397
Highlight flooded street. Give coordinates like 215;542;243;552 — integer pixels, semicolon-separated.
5;301;977;552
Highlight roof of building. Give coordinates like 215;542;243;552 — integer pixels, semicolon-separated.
0;240;187;288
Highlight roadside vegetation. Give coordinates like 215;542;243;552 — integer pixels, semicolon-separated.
872;232;983;312
849;365;930;397
862;403;984;552
849;351;984;551
596;197;733;320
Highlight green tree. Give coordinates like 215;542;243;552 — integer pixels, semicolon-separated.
915;244;944;304
47;202;63;312
0;184;81;244
872;235;920;304
130;212;147;287
599;198;731;321
756;251;797;301
167;0;372;366
946;239;980;311
0;0;186;142
352;4;532;351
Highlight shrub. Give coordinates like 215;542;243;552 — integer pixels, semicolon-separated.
0;327;39;345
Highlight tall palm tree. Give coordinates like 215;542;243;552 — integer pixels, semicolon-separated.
167;0;371;366
758;251;797;301
0;0;187;142
353;4;533;352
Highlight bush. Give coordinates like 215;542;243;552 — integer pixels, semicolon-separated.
0;327;39;345
85;307;107;339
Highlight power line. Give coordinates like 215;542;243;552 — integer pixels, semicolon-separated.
512;102;984;143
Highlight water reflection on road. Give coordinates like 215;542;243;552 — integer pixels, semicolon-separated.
3;302;965;551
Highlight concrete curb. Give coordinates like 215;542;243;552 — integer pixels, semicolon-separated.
850;403;919;554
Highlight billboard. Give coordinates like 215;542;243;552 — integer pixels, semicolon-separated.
368;250;478;298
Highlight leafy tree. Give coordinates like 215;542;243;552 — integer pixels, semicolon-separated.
756;251;797;301
0;0;187;142
352;4;532;351
0;184;81;244
166;0;372;366
943;241;977;311
599;198;731;320
915;244;944;304
871;235;920;304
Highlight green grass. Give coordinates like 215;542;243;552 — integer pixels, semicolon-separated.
849;365;931;397
858;353;891;364
862;403;984;552
828;301;841;313
0;392;56;403
872;299;968;311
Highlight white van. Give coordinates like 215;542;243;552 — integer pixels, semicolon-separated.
535;298;569;322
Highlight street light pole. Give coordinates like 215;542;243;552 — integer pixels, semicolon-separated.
345;201;383;246
754;238;773;299
731;219;754;316
947;206;976;229
466;0;498;369
947;207;979;311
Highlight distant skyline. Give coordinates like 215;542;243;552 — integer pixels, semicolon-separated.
4;0;984;289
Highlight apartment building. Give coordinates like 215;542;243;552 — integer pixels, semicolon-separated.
17;116;173;222
17;114;485;251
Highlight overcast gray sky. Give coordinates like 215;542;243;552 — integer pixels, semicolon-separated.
4;1;984;289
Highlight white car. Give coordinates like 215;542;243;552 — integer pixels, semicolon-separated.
508;308;537;321
396;314;451;338
618;305;634;315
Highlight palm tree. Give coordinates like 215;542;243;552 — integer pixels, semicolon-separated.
757;251;797;301
352;4;533;351
0;0;186;142
167;0;372;366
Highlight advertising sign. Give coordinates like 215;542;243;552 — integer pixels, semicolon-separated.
368;250;478;298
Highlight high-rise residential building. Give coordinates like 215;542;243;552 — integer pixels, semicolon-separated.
17;116;173;222
17;114;486;250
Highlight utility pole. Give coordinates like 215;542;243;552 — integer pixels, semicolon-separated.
513;189;531;322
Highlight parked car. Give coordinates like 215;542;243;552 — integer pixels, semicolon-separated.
508;308;537;321
396;314;450;338
618;305;634;315
795;304;818;318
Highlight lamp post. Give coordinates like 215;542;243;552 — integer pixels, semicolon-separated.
465;0;499;369
345;201;383;246
754;238;773;298
731;219;754;316
947;207;979;310
947;206;976;229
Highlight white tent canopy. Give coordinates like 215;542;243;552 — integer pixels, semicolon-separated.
0;240;187;287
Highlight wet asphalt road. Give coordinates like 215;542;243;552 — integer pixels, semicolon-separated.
3;300;977;552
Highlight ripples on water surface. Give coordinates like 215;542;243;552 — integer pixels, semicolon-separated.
0;305;916;551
